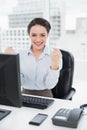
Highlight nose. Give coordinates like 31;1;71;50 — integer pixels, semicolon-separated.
35;36;41;42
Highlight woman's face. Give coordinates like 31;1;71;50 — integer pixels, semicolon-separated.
29;24;48;51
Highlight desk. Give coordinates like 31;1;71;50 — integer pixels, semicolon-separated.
0;98;87;130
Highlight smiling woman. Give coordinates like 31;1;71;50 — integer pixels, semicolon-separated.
5;17;62;98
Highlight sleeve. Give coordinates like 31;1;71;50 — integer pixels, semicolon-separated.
44;55;63;89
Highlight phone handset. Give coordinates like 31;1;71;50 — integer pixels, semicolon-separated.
68;108;83;121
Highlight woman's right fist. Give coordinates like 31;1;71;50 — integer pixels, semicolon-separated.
4;47;15;53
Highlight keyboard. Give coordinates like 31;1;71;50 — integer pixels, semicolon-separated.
22;95;54;109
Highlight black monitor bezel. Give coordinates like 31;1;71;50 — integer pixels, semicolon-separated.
0;53;22;107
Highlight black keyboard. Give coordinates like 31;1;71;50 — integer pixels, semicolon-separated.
22;95;54;109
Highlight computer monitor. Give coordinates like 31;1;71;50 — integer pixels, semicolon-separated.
0;53;22;107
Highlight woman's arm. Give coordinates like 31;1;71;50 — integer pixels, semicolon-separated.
45;53;62;89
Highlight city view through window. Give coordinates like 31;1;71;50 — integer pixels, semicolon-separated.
0;0;87;80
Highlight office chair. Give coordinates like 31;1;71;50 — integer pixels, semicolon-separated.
51;49;76;100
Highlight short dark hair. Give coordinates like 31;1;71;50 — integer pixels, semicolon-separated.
27;17;51;34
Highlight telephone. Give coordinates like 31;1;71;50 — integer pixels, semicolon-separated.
52;108;83;128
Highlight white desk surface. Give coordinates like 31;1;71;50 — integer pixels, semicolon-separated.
0;98;87;130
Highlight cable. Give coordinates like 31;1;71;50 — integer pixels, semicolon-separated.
80;104;87;115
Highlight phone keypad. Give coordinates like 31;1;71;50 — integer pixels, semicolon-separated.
55;108;71;119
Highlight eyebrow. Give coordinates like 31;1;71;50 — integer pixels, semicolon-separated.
31;33;46;35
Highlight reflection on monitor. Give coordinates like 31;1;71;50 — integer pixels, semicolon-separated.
0;53;22;107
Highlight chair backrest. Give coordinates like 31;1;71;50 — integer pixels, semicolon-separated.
51;49;74;99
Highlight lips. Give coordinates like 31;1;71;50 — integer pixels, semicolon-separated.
35;42;43;47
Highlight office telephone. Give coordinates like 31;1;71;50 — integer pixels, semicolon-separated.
52;108;83;128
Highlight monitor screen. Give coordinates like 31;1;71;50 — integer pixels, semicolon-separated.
0;53;22;107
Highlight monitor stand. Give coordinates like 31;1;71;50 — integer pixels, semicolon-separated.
0;108;11;120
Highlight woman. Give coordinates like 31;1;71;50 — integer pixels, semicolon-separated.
5;17;62;97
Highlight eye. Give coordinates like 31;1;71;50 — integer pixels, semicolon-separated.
41;34;46;37
31;34;36;37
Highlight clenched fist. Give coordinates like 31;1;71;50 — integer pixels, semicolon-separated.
50;48;62;70
4;47;15;53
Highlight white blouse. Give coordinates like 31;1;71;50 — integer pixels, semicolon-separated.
19;45;62;90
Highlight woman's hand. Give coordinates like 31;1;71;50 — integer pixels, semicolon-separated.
50;48;62;70
4;47;15;53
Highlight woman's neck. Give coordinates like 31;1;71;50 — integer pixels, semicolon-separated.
32;47;44;59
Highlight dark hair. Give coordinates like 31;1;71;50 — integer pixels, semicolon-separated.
27;18;51;34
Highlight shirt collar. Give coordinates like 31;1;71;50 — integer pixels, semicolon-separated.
43;45;50;56
28;45;50;56
27;45;33;55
